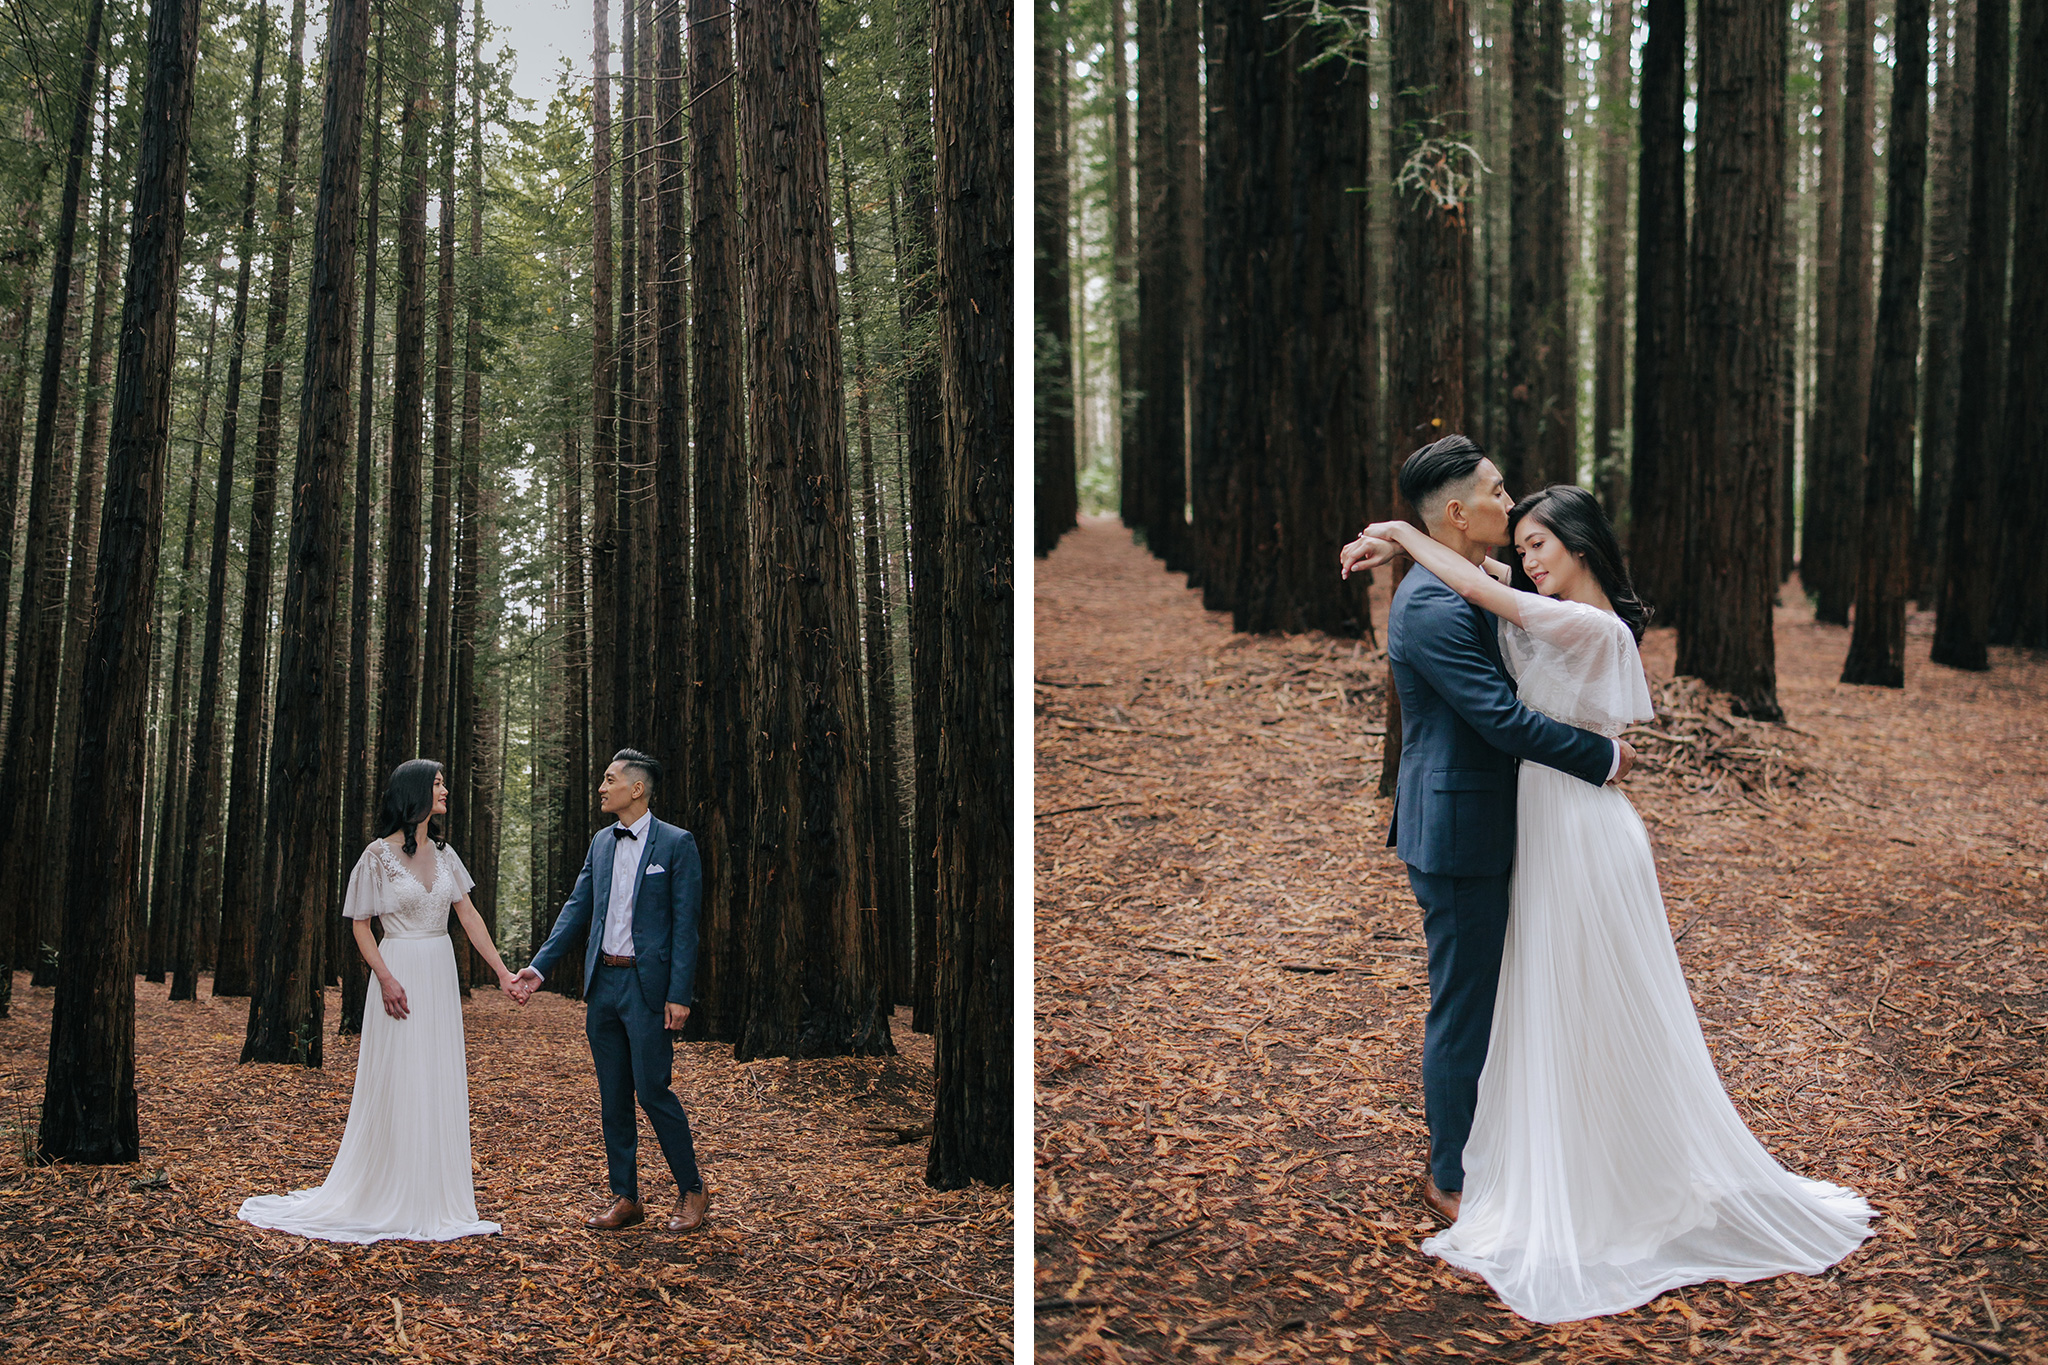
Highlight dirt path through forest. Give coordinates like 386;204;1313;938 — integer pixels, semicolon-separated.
1035;514;2047;1363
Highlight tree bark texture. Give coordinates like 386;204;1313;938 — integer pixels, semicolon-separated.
1842;0;1930;686
38;0;202;1164
243;0;372;1067
1994;0;2048;646
1917;0;1972;606
652;0;689;784
589;0;617;764
1034;4;1075;559
734;0;889;1061
1931;0;2008;671
216;0;311;998
1677;0;1785;720
422;0;459;763
1813;0;1876;625
926;0;1011;1191
685;0;749;1043
1629;0;1688;626
1802;0;1842;599
1594;0;1631;523
1507;0;1574;492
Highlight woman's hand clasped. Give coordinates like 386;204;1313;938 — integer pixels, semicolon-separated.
378;972;410;1021
1339;527;1405;580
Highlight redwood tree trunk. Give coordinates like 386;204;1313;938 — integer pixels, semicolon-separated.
1594;0;1632;522
685;0;749;1042
1034;8;1075;559
1843;0;1930;685
1803;0;1843;599
1931;0;2008;671
1995;0;2047;646
422;0;459;762
1678;0;1786;719
589;0;616;762
734;0;889;1061
651;0;689;783
216;0;312;998
1507;0;1573;492
1917;0;1972;606
926;0;1011;1192
1379;0;1471;796
1630;0;1688;625
39;0;202;1164
1815;0;1876;625
243;0;372;1067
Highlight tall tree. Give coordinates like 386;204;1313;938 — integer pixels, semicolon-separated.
734;0;889;1061
423;0;461;761
1630;0;1688;624
340;0;386;1036
1994;0;2047;647
243;0;374;1067
1592;0;1631;521
175;7;271;1003
1034;0;1075;558
926;0;1011;1192
686;0;750;1042
41;72;123;952
1917;0;1972;605
1801;0;1843;602
1132;0;1192;573
38;0;203;1164
1813;0;1876;624
453;0;487;977
1931;0;2009;670
1842;0;1930;686
216;0;312;997
1678;0;1785;719
896;0;942;1035
839;130;912;1010
589;0;617;760
1110;0;1136;538
651;0;688;784
1379;0;1471;795
379;10;431;779
1506;0;1574;492
613;0;640;744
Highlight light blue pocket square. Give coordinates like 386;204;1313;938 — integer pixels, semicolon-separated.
647;865;666;874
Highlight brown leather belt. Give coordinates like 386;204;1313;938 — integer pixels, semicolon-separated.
600;952;636;968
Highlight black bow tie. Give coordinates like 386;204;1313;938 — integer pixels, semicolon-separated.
612;826;638;841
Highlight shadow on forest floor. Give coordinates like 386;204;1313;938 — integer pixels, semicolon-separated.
0;985;1009;1362
1035;514;2047;1364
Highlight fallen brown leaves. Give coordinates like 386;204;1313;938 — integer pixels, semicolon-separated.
1035;515;2047;1364
0;986;1010;1362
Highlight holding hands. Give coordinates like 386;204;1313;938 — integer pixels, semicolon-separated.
1340;521;1417;579
505;966;543;1005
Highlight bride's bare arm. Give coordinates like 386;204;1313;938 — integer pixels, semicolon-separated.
453;896;518;992
352;918;410;1020
1361;520;1528;628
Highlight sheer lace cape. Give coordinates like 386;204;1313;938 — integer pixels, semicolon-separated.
1498;592;1653;738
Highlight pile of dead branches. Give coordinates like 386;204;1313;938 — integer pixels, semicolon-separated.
1624;675;1815;801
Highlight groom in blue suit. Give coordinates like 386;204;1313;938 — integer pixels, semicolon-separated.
515;748;708;1233
1358;436;1634;1222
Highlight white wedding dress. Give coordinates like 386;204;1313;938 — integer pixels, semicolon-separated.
1420;593;1871;1322
238;838;499;1243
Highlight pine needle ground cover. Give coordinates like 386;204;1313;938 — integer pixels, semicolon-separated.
1035;515;2046;1363
0;992;1010;1362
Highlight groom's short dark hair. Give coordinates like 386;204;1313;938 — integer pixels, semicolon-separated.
1398;434;1489;515
614;748;661;801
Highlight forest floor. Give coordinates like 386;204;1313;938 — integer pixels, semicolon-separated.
0;984;1010;1363
1034;514;2048;1364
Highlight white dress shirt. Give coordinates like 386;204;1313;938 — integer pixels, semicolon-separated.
601;809;654;958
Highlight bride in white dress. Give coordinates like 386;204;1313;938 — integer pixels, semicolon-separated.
239;759;522;1243
1354;487;1871;1323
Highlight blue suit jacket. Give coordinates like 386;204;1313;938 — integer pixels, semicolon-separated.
1385;565;1613;877
530;816;703;1011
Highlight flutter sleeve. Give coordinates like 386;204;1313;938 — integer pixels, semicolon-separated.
341;846;382;920
442;844;478;899
1497;594;1654;737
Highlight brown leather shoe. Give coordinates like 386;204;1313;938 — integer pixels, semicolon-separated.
585;1197;645;1230
1421;1175;1461;1224
666;1186;710;1233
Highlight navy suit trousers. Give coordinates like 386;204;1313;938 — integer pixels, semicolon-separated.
1408;865;1512;1192
586;963;702;1200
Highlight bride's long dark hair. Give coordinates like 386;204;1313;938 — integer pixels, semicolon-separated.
1507;484;1653;643
375;759;447;856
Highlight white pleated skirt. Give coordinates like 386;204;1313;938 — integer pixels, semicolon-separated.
238;932;499;1243
1421;764;1870;1322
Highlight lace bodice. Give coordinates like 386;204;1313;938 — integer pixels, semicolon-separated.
1497;593;1654;738
343;839;477;937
